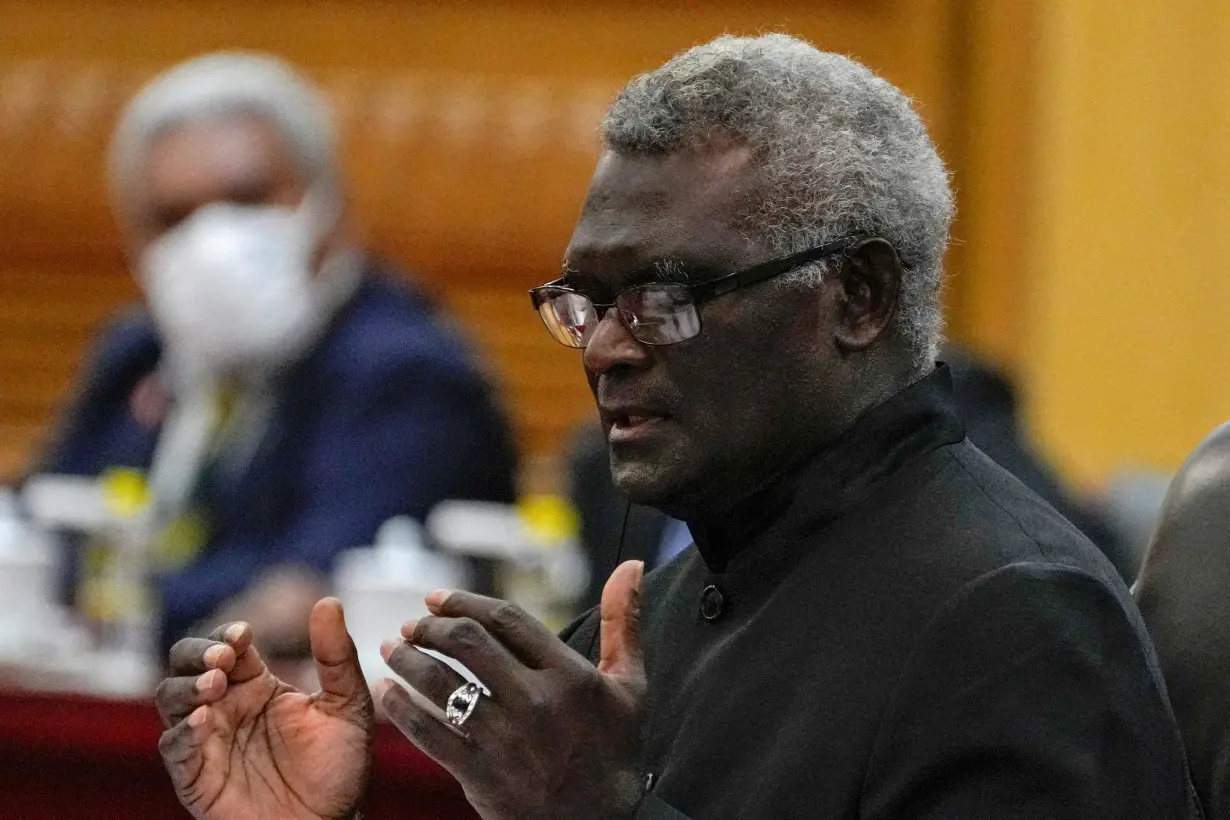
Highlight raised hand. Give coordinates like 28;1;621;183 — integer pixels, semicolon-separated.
377;560;647;820
155;597;374;820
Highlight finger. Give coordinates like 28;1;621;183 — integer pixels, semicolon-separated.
402;615;526;691
157;705;215;795
375;679;473;773
381;638;467;706
155;668;229;728
424;590;565;669
167;637;237;677
598;560;645;683
206;622;266;683
309;597;373;725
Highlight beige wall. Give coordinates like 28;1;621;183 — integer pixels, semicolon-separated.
1024;0;1230;486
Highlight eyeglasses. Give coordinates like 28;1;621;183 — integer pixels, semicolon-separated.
529;235;866;349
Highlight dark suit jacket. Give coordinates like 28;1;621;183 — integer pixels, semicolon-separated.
564;367;1199;819
1136;422;1230;819
946;346;1136;579
38;262;517;650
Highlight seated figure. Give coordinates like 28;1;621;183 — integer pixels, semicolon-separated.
1136;422;1230;819
35;52;517;657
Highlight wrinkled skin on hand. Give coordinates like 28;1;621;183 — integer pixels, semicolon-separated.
377;560;647;820
155;598;373;820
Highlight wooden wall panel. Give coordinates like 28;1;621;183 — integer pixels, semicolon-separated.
0;0;976;484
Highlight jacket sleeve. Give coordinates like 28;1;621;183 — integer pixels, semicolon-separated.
34;310;161;478
859;562;1198;820
269;358;517;566
559;606;599;658
157;355;517;639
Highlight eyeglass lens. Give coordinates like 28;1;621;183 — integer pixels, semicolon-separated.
617;284;700;345
539;290;599;348
536;283;701;348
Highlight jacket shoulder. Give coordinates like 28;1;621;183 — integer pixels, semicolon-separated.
91;306;160;365
872;441;1127;602
69;306;162;396
944;441;1117;568
1147;422;1230;543
313;271;484;385
1135;420;1230;634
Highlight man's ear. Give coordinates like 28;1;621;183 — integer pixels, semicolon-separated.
833;237;902;352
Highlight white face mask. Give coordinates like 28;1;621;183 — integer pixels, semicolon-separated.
139;197;328;378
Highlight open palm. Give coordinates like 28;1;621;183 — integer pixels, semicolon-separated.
156;598;374;820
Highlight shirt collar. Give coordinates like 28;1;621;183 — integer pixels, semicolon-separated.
688;364;966;573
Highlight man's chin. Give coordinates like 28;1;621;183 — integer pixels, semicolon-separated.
610;460;690;510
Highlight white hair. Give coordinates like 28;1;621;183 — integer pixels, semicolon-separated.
602;34;954;369
108;51;338;214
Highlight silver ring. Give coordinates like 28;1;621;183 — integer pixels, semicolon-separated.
445;682;482;727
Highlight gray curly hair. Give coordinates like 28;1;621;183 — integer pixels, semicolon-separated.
108;51;338;218
602;34;954;369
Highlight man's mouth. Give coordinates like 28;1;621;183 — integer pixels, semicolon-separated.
607;411;670;443
614;414;660;429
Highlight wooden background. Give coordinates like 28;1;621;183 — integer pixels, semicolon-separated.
0;0;1035;486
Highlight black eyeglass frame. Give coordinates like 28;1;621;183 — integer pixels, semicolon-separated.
528;234;872;346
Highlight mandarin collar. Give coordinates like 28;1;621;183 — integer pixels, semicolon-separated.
687;364;965;573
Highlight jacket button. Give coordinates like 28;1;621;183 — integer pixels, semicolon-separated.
699;584;726;622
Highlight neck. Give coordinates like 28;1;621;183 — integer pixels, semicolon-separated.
680;461;804;572
678;362;927;570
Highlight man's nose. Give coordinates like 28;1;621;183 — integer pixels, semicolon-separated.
583;308;652;375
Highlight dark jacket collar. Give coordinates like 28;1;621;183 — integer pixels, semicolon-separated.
688;364;966;573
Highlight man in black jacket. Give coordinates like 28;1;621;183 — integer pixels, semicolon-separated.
152;34;1199;820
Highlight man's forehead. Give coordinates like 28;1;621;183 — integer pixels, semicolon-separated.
565;147;758;274
585;146;755;209
146;116;285;186
130;113;305;222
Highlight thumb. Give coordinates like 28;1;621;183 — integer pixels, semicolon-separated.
597;560;645;684
309;597;373;723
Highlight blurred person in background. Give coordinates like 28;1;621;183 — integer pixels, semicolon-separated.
34;52;517;662
1135;423;1230;819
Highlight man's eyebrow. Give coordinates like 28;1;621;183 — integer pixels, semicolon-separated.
649;259;690;283
561;257;717;289
557;262;587;287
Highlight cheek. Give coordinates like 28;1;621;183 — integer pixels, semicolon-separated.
666;333;815;444
662;345;766;436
